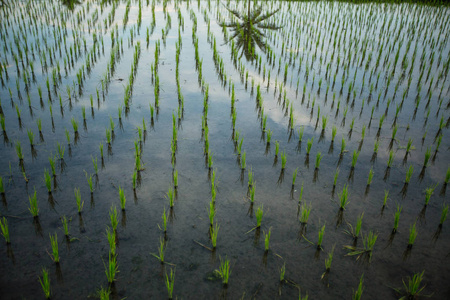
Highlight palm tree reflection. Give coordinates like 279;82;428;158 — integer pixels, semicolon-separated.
221;1;281;62
61;0;82;11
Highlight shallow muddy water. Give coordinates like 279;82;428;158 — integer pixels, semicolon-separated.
0;0;449;299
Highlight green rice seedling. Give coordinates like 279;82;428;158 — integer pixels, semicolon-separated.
361;125;366;141
250;184;256;203
49;233;59;263
322;116;328;131
315;152;323;170
424;185;437;206
266;129;272;144
367;168;374;185
65;129;70;145
323;245;335;275
109;116;115;132
27;129;34;147
119;187;126;211
327;124;336;142
106;129;111;144
373;140;380;154
408;223;418;248
71;117;78;134
151;237;166;264
44;169;52;193
0;217;10;244
383;190;389;207
106;227;116;256
105;252;118;283
445;167;450;184
97;287;110;300
15;141;24;160
0;177;4;194
306;138;313;155
299;203;312;224
82;106;86;120
393;205;402;233
440;204;449;227
340;137;346;155
333;169;339;187
61;215;69;237
49;155;56;177
173;170;178;189
74;188;84;214
292;168;298;186
92;156;98;175
264;228;271;252
281;152;287;169
351;151;360;169
28;189;39;217
210;223;219;249
423;146;432;167
279;263;286;282
405;166;414;183
208;201;215;227
391;125;398;141
275;141;279;157
241;151;246;170
256;205;264;228
395;271;428;299
167;188;174;208
15;104;21;120
110;205;118;231
0;115;5;132
406;138;414;154
99;143;104;159
387;150;395;168
339;185;349;210
353;274;364;300
248;168;254;188
298;183;304;204
345;231;378;261
215;256;231;287
57;142;65;160
165;268;175;300
211;185;217;203
298;126;304;142
317;224;325;249
161;208;169;233
39;268;51;299
208;153;213;169
132;170;137;190
86;172;94;193
355;213;364;238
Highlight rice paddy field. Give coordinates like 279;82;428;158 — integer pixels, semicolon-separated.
0;0;450;298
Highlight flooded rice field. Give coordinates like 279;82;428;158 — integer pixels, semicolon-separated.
0;0;449;299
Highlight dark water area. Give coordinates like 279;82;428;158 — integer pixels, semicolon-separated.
0;0;449;299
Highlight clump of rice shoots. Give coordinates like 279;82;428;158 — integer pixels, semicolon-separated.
0;217;10;244
39;268;51;299
165;268;175;300
49;233;59;263
339;185;349;210
28;189;39;218
215;256;231;287
439;204;448;228
119;186;126;211
353;274;364;300
74;188;84;214
408;223;418;249
424;185;437;206
264;228;271;252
